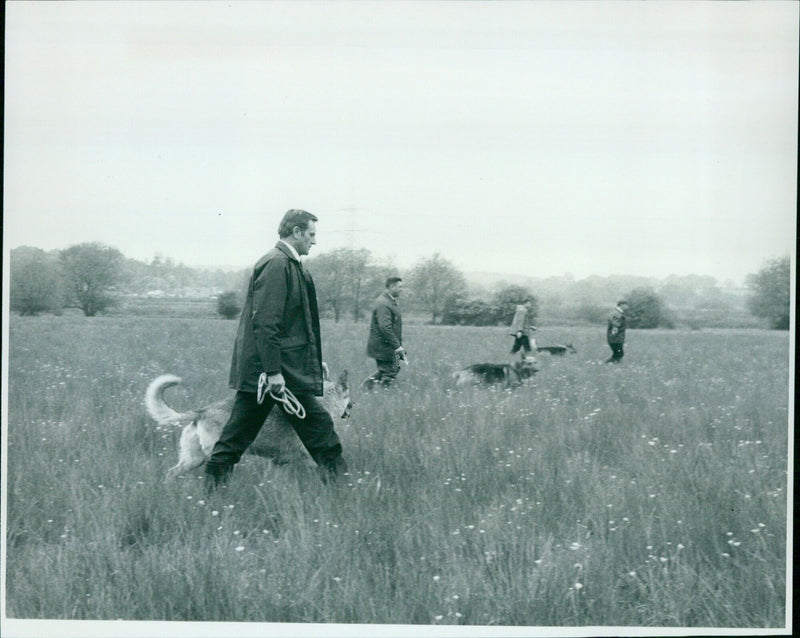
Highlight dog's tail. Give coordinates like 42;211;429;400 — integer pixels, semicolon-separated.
144;374;193;426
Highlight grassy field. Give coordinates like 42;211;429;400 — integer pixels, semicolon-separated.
3;315;791;634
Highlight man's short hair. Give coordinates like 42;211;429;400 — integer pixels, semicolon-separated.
278;209;318;238
385;276;403;288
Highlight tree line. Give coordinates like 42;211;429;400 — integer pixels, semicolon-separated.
8;243;791;330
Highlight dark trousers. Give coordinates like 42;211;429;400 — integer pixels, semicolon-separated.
205;390;345;482
510;335;531;355
606;342;624;363
366;358;401;388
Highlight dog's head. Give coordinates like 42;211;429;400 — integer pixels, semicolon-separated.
513;358;538;379
322;364;353;419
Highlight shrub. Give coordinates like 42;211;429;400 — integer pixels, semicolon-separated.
746;256;790;330
626;288;673;329
441;296;501;326
10;247;66;316
493;285;538;326
216;291;241;319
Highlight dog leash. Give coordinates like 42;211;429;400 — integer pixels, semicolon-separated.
257;373;306;419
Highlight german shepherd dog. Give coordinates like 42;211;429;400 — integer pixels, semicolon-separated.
145;364;352;480
453;358;537;389
537;343;576;356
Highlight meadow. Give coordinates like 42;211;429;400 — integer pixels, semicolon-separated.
3;314;791;633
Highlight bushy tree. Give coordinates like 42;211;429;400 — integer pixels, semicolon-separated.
305;248;372;322
746;256;791;330
10;246;66;315
216;291;241;319
441;294;501;326
493;285;538;326
306;249;352;322
625;288;673;329
59;242;125;316
345;248;371;321
408;253;467;324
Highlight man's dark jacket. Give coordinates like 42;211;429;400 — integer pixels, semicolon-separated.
607;307;627;345
367;290;403;361
229;242;324;396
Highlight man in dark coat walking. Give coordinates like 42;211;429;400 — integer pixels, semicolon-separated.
606;299;629;363
364;277;405;389
204;209;348;490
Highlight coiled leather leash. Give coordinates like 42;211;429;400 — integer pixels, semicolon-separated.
257;373;306;419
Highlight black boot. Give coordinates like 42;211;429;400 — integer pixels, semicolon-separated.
204;465;232;494
316;455;348;485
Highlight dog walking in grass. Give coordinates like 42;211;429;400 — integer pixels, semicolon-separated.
453;357;537;389
537;343;577;356
145;364;352;481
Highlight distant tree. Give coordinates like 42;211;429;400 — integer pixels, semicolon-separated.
216;291;241;319
493;285;538;326
10;246;66;315
408;253;467;324
306;249;353;322
346;248;371;321
625;288;673;329
59;242;125;316
746;256;790;329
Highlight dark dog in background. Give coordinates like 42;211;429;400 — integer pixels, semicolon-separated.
453;358;537;389
537;343;576;356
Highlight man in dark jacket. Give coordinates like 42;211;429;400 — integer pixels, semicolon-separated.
364;277;405;389
606;299;629;363
204;209;348;490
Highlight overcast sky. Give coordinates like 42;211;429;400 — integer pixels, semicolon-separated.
4;1;798;286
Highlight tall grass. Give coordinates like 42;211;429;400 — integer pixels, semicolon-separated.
4;315;789;630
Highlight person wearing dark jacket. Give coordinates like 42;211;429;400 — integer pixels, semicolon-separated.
364;277;405;389
606;299;629;363
204;209;348;491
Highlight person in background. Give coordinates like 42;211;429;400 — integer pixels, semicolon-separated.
509;298;536;362
364;277;405;389
606;299;630;363
204;209;348;492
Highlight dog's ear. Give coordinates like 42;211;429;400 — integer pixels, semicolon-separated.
321;362;330;381
337;369;348;389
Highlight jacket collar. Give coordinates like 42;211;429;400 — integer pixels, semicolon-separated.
276;240;301;263
382;290;397;304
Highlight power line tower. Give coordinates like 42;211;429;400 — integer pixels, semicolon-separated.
331;206;379;248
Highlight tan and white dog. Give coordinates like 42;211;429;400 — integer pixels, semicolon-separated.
145;365;352;480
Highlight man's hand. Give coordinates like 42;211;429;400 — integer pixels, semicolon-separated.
268;372;286;395
395;346;406;359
